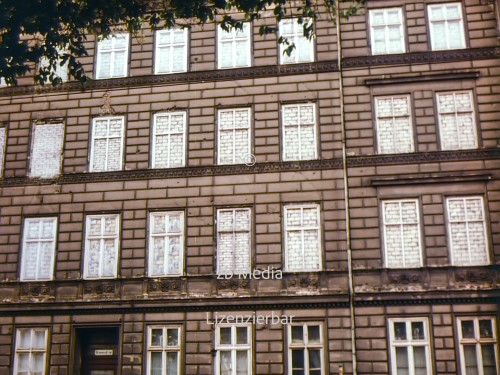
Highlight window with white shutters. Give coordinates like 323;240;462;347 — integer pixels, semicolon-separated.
217;108;251;165
20;218;57;281
149;212;184;276
90;116;124;172
147;326;182;375
375;96;414;154
288;323;324;375
436;91;477;150
389;318;432;375
215;324;252;375
282;104;318;161
284;204;321;272
279;19;314;64
84;214;120;279
446;196;489;266
458;317;498;375
152;112;186;168
218;23;251;69
382;200;422;268
428;3;466;50
216;208;251;275
155;29;188;74
29;123;64;178
96;33;129;79
369;8;405;55
13;328;48;375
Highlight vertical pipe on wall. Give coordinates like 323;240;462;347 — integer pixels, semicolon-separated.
335;2;358;374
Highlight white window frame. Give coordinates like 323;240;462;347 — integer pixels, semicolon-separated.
284;204;322;272
154;29;188;74
0;125;6;177
369;8;405;55
382;199;422;268
436;91;478;150
20;218;57;281
287;322;325;375
29;122;64;178
147;325;182;375
215;323;252;375
83;214;120;279
148;211;184;277
40;51;69;83
446;196;489;266
152;112;186;168
216;208;252;275
282;103;318;161
89;116;125;172
428;3;466;51
95;33;129;79
279;18;314;64
388;318;432;375
374;95;414;154
217;22;252;69
457;317;498;375
217;108;252;165
13;328;48;375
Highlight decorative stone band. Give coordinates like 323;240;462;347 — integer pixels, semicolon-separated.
1;148;498;187
0;47;498;97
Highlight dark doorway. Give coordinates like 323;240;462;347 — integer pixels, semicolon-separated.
74;327;120;375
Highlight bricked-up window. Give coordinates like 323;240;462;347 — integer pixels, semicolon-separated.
389;318;432;375
218;23;251;69
282;104;318;161
147;326;181;375
84;214;120;279
279;18;314;64
436;91;477;150
152;112;186;168
0;126;5;177
13;328;48;375
149;212;184;276
216;208;251;275
155;29;188;74
90;116;124;172
375;96;414;154
284;205;322;272
369;8;405;55
217;108;251;165
458;317;498;375
288;323;324;375
446;196;489;266
29;123;64;178
215;324;252;375
382;200;422;268
428;3;465;50
95;33;129;79
20;218;57;281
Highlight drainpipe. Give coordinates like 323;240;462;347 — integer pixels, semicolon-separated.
335;2;358;374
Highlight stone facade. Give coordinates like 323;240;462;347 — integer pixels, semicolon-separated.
0;0;499;374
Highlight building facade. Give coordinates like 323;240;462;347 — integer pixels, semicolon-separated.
0;0;499;374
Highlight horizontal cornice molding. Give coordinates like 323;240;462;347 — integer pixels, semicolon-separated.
0;296;496;316
344;47;500;69
0;47;498;96
1;149;498;187
365;71;480;86
371;173;492;186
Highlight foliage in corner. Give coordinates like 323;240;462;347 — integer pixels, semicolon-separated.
0;0;366;86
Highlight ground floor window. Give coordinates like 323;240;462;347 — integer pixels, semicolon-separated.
147;326;182;375
215;323;252;375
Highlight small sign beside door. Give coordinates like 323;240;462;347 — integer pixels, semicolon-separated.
94;349;113;356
